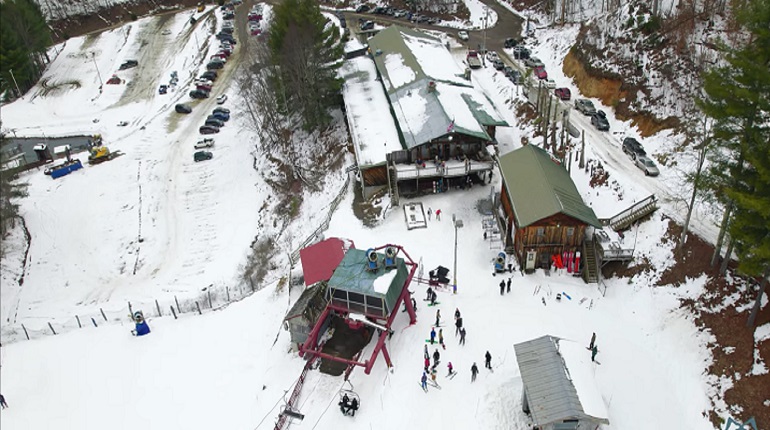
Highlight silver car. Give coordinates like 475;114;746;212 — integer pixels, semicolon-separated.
634;156;660;176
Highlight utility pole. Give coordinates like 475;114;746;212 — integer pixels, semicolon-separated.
92;53;103;89
452;215;464;295
8;69;22;98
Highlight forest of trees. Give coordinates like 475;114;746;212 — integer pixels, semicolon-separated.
0;0;51;99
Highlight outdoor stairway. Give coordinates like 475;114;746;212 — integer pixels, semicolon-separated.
388;161;400;206
582;238;599;284
603;195;658;231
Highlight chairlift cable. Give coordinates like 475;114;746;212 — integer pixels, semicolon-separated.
310;380;347;430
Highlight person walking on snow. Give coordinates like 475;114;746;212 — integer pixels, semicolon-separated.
485;351;492;369
424;344;429;360
506;278;511;293
471;363;479;382
591;345;598;362
427;208;432;221
0;394;7;409
436;209;442;220
455;316;463;336
430;327;436;344
421;372;428;390
447;362;454;376
459;327;466;345
433;349;441;368
439;329;445;349
589;332;596;350
454;308;461;320
499;280;505;295
435;309;441;326
426;287;434;301
424;357;431;372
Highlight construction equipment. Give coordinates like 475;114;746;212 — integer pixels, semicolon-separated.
87;134;124;165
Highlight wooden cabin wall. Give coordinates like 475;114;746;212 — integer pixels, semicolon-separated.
363;165;388;186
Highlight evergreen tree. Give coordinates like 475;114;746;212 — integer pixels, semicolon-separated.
698;0;770;278
268;0;342;130
0;0;51;96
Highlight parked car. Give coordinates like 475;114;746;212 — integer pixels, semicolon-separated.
508;70;521;84
199;125;220;135
458;31;469;41
216;94;228;104
196;83;212;92
524;57;544;68
194;151;214;162
210;111;230;121
512;46;530;59
492;59;504;70
534;66;548;80
634;156;660;176
355;4;370;13
206;61;225;70
189;89;209;99
175;103;192;114
394;10;408;18
213;107;230;115
591;110;610;131
622;137;646;160
201;71;218;81
205;118;225;128
554;87;571;100
360;20;374;31
158;84;168;95
119;60;138;70
545;79;556;89
575;98;596;115
486;51;499;62
220;27;234;35
194;139;215;149
504;37;519;48
211;53;227;61
372;6;385;14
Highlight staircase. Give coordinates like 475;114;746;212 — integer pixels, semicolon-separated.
388;161;400;206
601;195;658;231
582;237;599;284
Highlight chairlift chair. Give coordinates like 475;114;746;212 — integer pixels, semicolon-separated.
338;382;361;416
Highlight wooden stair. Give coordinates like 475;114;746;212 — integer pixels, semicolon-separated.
582;237;599;284
601;195;658;231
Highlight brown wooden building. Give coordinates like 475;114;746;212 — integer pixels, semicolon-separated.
498;145;602;271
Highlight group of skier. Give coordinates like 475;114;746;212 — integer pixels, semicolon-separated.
499;278;512;295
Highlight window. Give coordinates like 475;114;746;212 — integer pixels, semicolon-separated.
566;227;575;237
536;227;545;237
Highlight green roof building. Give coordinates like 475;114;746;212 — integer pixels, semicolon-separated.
498;145;601;273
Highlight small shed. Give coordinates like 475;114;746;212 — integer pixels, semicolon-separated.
514;335;609;430
326;248;408;320
299;237;354;287
284;282;329;349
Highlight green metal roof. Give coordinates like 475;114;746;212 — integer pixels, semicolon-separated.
499;145;602;228
327;249;408;313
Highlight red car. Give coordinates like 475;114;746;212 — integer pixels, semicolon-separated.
554;87;571;100
196;83;212;92
534;66;547;80
248;13;262;21
211;52;228;60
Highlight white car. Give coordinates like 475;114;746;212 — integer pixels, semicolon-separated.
458;31;469;41
634;156;660;176
216;94;228;104
194;138;215;149
486;51;499;62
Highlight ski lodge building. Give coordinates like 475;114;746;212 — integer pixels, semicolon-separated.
341;27;508;201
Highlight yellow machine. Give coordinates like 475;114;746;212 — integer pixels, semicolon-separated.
197;3;205;12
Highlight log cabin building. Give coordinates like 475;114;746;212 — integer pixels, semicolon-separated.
498;145;602;272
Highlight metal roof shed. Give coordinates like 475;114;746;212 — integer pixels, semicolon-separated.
326;248;408;319
514;335;609;430
283;282;329;348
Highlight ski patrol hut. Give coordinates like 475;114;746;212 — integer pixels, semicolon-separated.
498;145;601;272
514;335;610;429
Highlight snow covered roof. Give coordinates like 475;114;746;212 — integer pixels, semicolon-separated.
367;26;507;149
514;335;610;427
340;56;403;167
327;249;407;315
499;145;601;228
299;237;354;287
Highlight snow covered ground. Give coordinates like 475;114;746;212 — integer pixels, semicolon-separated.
0;3;740;430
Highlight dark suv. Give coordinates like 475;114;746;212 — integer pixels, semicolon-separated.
504;38;518;48
194;151;213;162
622;137;646;160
